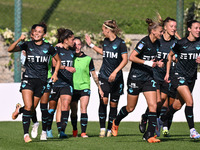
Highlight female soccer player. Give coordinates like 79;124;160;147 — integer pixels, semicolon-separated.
160;20;200;139
85;20;128;137
111;15;164;143
70;37;104;138
46;28;75;138
139;17;181;137
8;23;61;143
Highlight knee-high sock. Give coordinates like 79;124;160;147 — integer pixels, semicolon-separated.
185;106;194;129
61;111;69;132
31;110;38;123
57;122;61;133
98;103;107;128
107;107;117;130
161;105;177;122
71;115;78;131
22;109;31;135
80;113;88;133
146;112;157;137
160;107;168;127
47;109;55;131
40;103;48;131
115;106;129;126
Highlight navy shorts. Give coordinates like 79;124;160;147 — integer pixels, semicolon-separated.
127;79;156;95
155;80;169;95
20;78;47;98
49;85;73;102
72;89;91;102
171;75;196;93
99;76;124;102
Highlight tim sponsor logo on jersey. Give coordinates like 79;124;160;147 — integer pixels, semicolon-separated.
27;55;49;63
143;55;155;61
103;51;118;59
157;52;169;59
179;53;200;60
61;60;73;67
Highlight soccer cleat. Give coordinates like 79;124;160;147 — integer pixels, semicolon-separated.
81;133;88;138
162;128;170;137
58;131;68;138
107;130;112;137
47;130;54;138
190;129;200;139
31;122;39;138
139;114;147;133
111;120;119;137
24;134;32;143
40;131;47;140
147;135;161;143
72;130;78;137
99;130;105;138
155;118;162;137
12;103;22;120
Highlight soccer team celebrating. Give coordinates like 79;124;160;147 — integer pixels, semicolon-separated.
8;13;200;143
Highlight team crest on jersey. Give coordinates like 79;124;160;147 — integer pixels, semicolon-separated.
104;44;107;47
147;48;151;51
122;41;125;43
60;53;65;56
171;43;176;48
71;54;74;58
43;49;48;54
138;43;144;50
196;46;200;51
183;46;188;49
112;44;118;50
29;48;34;51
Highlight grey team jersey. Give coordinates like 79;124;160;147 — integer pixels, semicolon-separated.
19;41;57;81
172;37;200;81
153;36;177;81
52;47;75;87
98;36;127;81
128;36;159;81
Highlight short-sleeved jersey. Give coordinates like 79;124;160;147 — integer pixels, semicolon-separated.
98;36;127;81
73;52;95;90
128;36;159;81
171;37;200;81
53;47;75;87
153;36;177;81
19;41;57;81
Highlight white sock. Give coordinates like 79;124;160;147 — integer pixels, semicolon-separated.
24;133;29;138
100;128;106;131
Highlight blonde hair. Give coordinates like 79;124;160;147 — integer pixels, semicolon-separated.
103;20;121;35
146;13;163;34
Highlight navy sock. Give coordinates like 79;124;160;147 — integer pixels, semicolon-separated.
146;112;157;137
61;111;69;132
47;109;55;131
71;115;78;131
107;107;117;130
160;107;168;127
185;106;194;129
22;109;31;135
80;113;88;133
57;122;61;133
98;103;107;128
161;105;177;122
31;110;38;123
40;103;48;131
115;106;129;126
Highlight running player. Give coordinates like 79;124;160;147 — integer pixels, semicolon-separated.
85;20;128;137
70;37;104;138
159;20;200;139
111;15;164;143
8;23;61;143
12;23;54;140
47;28;75;138
139;17;180;137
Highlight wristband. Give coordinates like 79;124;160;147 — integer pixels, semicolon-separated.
144;61;153;67
89;43;95;48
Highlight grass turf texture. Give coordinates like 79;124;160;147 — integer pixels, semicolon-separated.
0;0;195;34
0;122;200;150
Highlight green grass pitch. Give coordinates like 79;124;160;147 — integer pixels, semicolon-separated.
0;121;200;150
